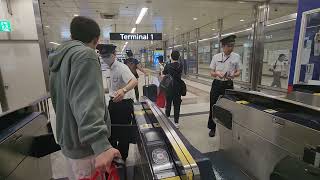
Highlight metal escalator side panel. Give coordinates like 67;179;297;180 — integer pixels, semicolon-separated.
143;97;199;180
133;104;157;179
162;176;182;180
133;103;179;179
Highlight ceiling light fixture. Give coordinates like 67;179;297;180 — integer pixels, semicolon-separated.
240;19;245;22
193;17;198;21
74;14;79;17
45;25;50;28
135;8;148;24
122;42;129;53
212;28;215;31
131;28;136;33
49;42;60;46
267;19;296;27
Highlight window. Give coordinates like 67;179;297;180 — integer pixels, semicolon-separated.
260;15;296;89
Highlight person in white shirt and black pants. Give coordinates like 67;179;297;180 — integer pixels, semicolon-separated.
97;44;138;161
208;35;241;137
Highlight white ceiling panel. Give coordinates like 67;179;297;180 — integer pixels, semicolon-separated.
39;0;297;52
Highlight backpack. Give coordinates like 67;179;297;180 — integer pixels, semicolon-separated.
160;74;174;93
180;79;187;96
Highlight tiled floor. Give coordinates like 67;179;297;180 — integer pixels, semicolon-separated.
50;72;218;179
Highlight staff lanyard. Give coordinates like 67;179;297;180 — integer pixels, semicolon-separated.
219;53;231;63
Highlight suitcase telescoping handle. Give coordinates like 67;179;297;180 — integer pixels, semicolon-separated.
108;157;126;180
144;74;150;86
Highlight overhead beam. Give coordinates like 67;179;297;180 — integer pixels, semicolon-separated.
196;0;297;4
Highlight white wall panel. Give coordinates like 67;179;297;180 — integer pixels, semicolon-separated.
0;42;47;111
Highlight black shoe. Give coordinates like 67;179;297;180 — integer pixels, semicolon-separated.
209;129;215;137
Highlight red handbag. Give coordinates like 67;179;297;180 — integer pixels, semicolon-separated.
156;91;166;108
79;164;119;180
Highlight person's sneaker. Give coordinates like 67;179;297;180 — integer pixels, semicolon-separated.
209;129;215;137
174;122;179;129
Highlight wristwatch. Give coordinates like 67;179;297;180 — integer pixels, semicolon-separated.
122;87;128;93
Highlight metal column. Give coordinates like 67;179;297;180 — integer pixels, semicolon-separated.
186;32;191;74
217;18;223;53
33;0;50;92
196;28;200;74
163;40;167;62
0;68;8;112
250;3;269;91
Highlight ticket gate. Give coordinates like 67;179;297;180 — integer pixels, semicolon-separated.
286;84;320;107
213;90;320;180
132;97;215;180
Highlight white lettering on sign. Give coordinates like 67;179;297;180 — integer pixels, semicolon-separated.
120;34;125;40
113;33;161;40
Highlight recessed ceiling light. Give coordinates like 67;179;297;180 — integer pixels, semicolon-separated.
49;42;60;46
193;17;198;21
238;1;246;3
136;8;148;24
175;27;179;30
45;25;50;28
240;19;245;22
212;28;215;31
74;14;79;17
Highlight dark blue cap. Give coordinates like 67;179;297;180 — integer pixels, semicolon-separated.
96;44;117;55
220;35;237;45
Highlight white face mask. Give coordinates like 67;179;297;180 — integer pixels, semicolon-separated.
101;55;114;66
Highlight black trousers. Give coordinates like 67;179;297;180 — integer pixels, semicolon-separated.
207;79;233;130
108;99;134;160
271;71;281;88
165;92;182;123
134;85;139;101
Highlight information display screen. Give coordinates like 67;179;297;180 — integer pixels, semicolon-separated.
153;50;164;65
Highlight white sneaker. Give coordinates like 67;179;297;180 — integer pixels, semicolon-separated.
174;122;179;129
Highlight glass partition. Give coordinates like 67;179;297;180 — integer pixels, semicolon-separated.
296;9;320;85
198;23;219;77
198;40;212;77
260;15;296;89
187;30;198;74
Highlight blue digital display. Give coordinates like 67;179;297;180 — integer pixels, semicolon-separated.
153;50;164;65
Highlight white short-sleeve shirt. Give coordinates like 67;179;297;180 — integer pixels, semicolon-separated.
109;60;136;100
210;52;241;78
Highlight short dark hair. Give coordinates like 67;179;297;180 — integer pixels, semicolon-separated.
70;16;100;43
127;51;133;57
171;50;180;61
158;56;164;63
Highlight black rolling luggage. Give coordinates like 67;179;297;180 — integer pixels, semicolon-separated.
143;75;157;102
270;156;320;180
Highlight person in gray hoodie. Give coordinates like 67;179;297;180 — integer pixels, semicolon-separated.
49;16;120;180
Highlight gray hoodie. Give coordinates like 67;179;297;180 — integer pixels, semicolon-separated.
49;40;111;159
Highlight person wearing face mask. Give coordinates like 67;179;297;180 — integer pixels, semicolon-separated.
49;16;120;180
96;44;138;161
207;35;241;137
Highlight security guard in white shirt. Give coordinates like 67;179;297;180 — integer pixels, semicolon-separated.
208;35;241;137
97;44;138;160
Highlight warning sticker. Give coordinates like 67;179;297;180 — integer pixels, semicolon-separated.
264;109;278;113
236;100;250;105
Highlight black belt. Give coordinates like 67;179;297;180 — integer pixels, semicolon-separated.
109;97;133;103
214;79;233;84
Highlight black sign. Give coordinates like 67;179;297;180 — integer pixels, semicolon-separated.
110;33;162;41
